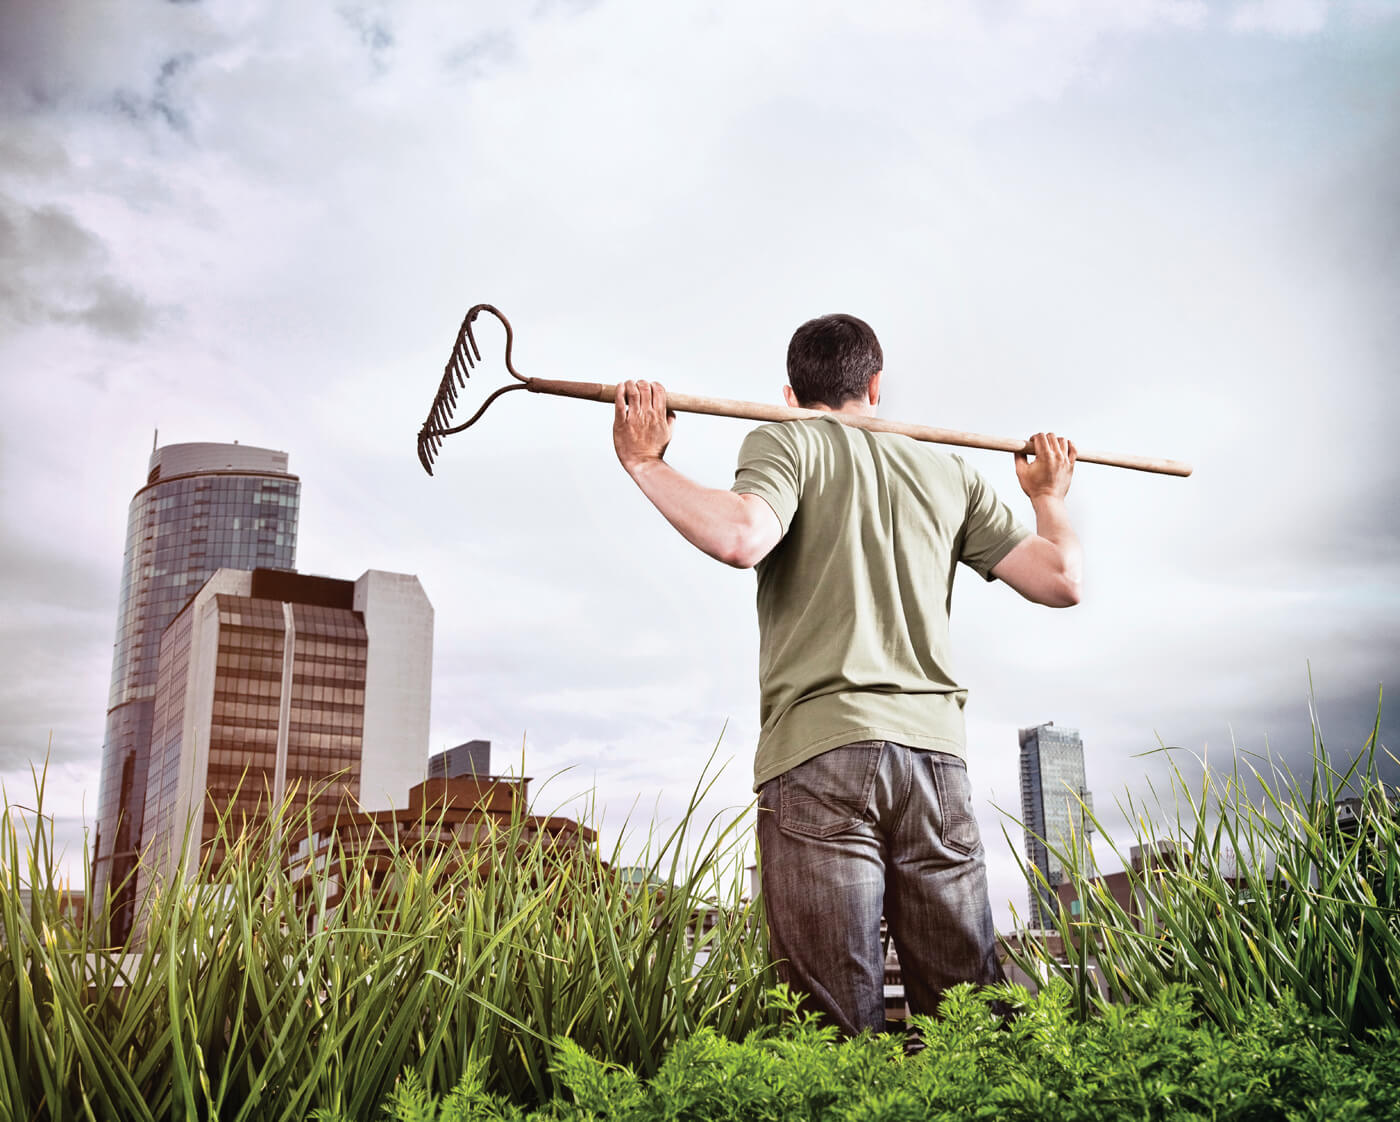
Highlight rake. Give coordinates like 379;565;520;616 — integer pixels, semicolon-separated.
417;304;1193;478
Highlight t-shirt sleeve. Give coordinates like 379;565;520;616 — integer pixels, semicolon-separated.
957;458;1031;581
731;424;801;535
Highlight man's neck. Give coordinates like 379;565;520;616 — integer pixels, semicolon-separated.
806;399;877;418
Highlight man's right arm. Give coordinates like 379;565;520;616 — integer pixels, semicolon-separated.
614;380;784;569
990;432;1083;608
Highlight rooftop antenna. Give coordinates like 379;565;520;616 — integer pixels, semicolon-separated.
152;428;158;452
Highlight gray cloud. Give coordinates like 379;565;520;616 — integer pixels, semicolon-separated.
111;52;197;132
0;539;113;772
338;3;395;71
0;197;158;339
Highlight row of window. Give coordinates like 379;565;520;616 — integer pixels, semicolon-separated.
136;533;295;556
204;730;364;755
294;628;367;648
211;677;368;704
132;501;296;527
292;660;367;679
209;629;369;658
144;484;297;504
210;729;279;750
206;710;364;734
287;755;360;775
203;747;282;770
220;629;284;652
213;700;282;724
216;676;281;700
294;628;367;646
288;717;364;737
218;653;285;676
148;497;290;517
287;732;363;753
209;692;366;719
291;684;364;705
147;521;291;543
205;772;277;795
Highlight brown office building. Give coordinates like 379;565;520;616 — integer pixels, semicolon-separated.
132;567;433;932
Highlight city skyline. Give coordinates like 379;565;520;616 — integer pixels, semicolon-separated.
2;2;1397;930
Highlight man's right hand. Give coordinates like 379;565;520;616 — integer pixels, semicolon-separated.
994;432;1082;607
1014;432;1076;500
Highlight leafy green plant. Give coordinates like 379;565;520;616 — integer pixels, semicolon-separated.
1006;691;1399;1038
0;756;774;1121
349;983;1400;1121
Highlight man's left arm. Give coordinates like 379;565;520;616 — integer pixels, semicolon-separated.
613;380;782;569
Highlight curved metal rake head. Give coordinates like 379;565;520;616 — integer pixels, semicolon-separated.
416;303;527;475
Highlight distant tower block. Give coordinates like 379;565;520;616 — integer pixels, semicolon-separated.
94;442;300;942
429;740;492;780
1018;722;1095;930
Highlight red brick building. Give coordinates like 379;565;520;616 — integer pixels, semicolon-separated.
290;773;594;908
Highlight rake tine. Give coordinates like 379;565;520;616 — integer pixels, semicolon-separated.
418;304;527;475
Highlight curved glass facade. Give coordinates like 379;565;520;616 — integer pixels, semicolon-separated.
94;443;298;940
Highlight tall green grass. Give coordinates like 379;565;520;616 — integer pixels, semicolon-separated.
1008;694;1399;1038
0;762;774;1121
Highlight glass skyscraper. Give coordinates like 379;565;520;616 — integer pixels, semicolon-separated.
93;442;299;941
1018;722;1094;930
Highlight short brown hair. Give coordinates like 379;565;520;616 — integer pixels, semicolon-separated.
786;314;883;408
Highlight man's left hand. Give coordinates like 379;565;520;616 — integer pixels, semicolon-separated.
614;380;675;474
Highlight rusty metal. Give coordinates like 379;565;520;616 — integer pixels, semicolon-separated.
417;304;529;475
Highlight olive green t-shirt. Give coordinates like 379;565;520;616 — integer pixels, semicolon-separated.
732;415;1029;790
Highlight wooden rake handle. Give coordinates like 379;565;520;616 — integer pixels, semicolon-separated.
524;377;1193;478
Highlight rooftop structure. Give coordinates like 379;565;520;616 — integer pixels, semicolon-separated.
429;739;492;780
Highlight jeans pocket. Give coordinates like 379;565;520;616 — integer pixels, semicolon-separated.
931;756;981;855
776;741;883;839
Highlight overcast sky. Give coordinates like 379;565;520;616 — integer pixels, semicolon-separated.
2;0;1396;928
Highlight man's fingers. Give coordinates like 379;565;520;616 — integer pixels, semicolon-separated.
621;379;649;420
616;378;673;429
1026;432;1075;463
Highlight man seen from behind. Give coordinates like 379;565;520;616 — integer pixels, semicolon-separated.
611;313;1081;1035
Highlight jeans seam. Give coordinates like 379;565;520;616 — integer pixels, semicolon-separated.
887;742;915;836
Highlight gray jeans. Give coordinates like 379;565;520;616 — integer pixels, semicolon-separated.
756;740;1003;1035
